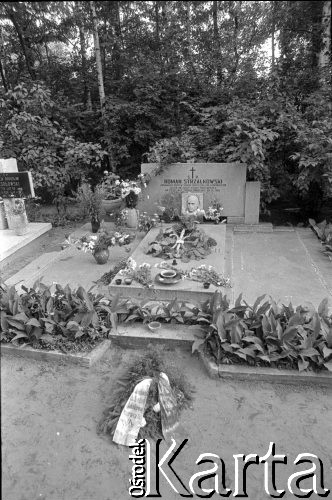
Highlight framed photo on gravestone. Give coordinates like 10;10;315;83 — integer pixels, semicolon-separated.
182;192;204;215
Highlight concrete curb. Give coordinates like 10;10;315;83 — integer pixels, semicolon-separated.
1;339;111;368
198;350;332;387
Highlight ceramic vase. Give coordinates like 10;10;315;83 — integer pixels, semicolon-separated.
93;248;109;265
126;208;139;229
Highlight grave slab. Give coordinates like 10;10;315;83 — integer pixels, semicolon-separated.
231;228;332;308
108;223;229;303
0;223;52;263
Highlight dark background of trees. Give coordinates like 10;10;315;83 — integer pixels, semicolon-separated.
0;1;331;216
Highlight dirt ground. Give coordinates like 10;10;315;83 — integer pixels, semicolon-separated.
2;347;331;500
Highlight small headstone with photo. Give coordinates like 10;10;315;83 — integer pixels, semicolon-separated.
0;158;35;234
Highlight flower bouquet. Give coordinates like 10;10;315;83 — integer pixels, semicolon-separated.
188;264;231;288
204;201;225;223
118;258;153;288
64;230;135;264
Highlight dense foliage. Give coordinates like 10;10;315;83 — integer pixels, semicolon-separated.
0;1;331;212
1;280;331;373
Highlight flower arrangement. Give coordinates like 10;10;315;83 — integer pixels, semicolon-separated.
64;230;135;254
98;171;122;200
188;264;231;287
98;172;150;202
6;198;26;215
204;200;224;223
154;261;231;287
118;258;153;288
124;188;139;209
146;219;217;262
138;212;160;233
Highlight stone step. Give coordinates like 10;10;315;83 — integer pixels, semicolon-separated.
110;323;200;350
233;223;273;233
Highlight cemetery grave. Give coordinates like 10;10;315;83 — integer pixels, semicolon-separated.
1;160;331;382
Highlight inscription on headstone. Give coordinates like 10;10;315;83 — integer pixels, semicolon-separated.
0;172;35;198
140;162;247;218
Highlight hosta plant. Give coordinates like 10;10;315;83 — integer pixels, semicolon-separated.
193;293;332;373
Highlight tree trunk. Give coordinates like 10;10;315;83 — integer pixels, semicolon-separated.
0;27;8;91
212;0;222;84
112;1;122;82
271;1;277;73
5;5;37;80
90;0;105;111
318;0;331;76
311;0;323;68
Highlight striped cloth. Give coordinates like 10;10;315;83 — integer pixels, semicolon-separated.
113;378;152;446
158;372;179;438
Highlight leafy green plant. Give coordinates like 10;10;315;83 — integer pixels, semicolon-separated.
0;281;110;350
195;294;332;373
0;83;108;205
309;219;332;260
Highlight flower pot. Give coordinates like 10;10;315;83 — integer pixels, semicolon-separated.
126;208;139;229
93;248;109;264
203;282;211;289
101;198;122;213
115;278;122;285
91;217;100;233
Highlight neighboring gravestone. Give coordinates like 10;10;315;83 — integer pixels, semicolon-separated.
0;171;35;198
0;158;34;233
139;162;260;224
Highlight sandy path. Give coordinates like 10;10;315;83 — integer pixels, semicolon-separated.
2;347;331;500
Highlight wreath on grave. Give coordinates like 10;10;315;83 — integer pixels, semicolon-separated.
146;217;217;262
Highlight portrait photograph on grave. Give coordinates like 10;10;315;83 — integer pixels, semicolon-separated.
181;192;204;215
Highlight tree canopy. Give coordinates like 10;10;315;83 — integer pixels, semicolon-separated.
0;1;331;213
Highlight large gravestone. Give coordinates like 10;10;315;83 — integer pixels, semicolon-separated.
139;162;260;224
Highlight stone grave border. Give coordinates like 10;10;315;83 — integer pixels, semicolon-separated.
110;324;332;387
2;322;331;384
0;323;332;387
1;339;111;368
